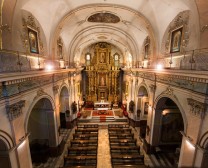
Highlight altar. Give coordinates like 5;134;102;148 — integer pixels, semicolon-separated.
94;101;111;110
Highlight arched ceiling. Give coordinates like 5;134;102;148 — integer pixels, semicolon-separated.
19;0;197;62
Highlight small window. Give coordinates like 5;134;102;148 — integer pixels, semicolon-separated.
86;53;91;60
114;54;119;61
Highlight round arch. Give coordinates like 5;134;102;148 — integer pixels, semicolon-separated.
199;131;208;149
153;93;188;133
24;94;56;133
0;130;15;150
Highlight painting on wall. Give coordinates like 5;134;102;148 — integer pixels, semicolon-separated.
58;44;63;59
170;27;183;53
144;44;149;59
144;102;149;115
28;27;39;54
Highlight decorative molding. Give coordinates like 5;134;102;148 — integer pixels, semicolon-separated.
33;88;47;101
163;11;189;55
37;88;46;96
88;12;120;23
149;84;156;93
163;86;174;95
53;85;59;94
6;100;25;121
201;25;208;32
187;98;207;118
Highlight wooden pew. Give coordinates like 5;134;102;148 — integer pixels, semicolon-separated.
110;146;140;154
62;166;96;168
75;128;98;133
108;124;129;128
108;128;131;131
77;124;98;128
110;140;137;147
111;154;144;165
108;128;132;134
64;155;97;166
109;132;133;137
113;165;147;168
73;133;98;140
68;146;97;156
70;139;98;147
109;138;136;143
109;134;134;139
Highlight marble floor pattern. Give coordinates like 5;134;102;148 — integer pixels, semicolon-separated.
33;124;175;168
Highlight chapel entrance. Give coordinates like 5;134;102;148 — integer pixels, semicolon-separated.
0;140;11;168
27;98;56;164
152;97;184;166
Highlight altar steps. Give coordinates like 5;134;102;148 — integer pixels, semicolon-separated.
91;116;115;122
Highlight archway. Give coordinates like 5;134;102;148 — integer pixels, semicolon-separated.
27;98;56;164
152;97;184;166
201;145;208;167
0;139;11;168
137;86;149;138
59;86;69;128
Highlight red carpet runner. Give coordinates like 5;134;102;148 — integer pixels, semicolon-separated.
100;116;106;122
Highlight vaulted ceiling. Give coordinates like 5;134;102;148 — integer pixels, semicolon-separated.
3;0;206;63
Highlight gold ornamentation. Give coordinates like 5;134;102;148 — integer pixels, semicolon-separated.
21;15;44;54
163;11;189;54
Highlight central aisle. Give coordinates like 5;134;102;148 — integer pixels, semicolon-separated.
97;126;112;168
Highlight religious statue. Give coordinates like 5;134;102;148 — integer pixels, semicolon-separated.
100;52;105;63
100;76;105;86
71;101;77;113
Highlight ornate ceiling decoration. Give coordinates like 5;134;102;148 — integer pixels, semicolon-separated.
88;12;120;23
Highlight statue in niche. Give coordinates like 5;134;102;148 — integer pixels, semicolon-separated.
100;76;105;86
100;52;105;63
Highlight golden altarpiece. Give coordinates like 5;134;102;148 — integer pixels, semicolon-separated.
85;42;121;103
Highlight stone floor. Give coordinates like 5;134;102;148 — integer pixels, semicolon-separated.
33;123;175;168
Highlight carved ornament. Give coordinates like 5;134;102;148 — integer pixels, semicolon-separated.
163;11;189;55
149;84;156;93
164;86;174;95
6;100;26;121
187;98;207;118
53;85;59;94
88;12;120;23
33;88;47;101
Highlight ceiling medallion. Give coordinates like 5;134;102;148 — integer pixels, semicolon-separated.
88;12;120;23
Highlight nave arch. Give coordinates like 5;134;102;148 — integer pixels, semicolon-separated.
58;85;70;128
0;131;15;168
25;95;57;163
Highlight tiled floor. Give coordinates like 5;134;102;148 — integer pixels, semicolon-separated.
33;124;176;168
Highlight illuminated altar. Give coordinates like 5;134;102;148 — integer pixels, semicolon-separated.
85;42;121;102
